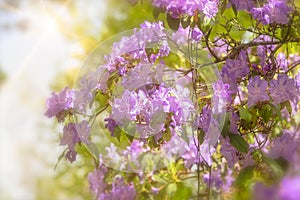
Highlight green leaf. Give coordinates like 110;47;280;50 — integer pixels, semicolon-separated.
166;183;177;197
263;157;285;182
119;132;130;148
220;0;228;15
54;149;67;170
152;7;161;20
281;101;292;115
85;142;100;161
229;134;249;154
238;106;252;123
172;182;192;200
181;16;191;29
271;104;282;121
203;16;211;26
235;166;255;187
152;174;168;184
261;104;272;123
163;127;172;142
221;113;230;137
167;14;180;31
232;3;238;17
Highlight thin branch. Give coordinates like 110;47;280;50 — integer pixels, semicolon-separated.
286;59;300;73
204;28;221;62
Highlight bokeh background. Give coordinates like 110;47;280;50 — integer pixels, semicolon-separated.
0;0;153;199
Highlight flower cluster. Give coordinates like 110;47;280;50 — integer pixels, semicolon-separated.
251;0;291;25
45;1;300;199
221;50;250;93
89;160;137;200
152;0;219;19
59;121;91;162
269;74;299;105
247;76;269;107
230;0;255;11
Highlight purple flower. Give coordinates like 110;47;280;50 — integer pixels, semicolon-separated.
162;133;188;159
253;176;300;200
45;87;74;122
60;121;91;162
296;70;300;88
171;26;188;46
224;169;234;192
253;182;279;200
191;27;203;42
220;67;238;94
201;0;219;19
171;84;195;122
257;45;268;68
104;21;169;75
73;89;93;112
247;76;270;107
251;7;271;25
60;123;80;151
194;106;211;133
109;177;136;200
123;140;148;162
212;80;232;113
111;90;137;123
268;131;298;162
230;0;255;11
220;138;239;168
104;117;118;136
203;169;223;189
65;150;77;163
166;0;193;18
181;140;198;168
251;0;290;25
88;163;108;198
76;120;91;144
111;83;189;138
229;112;239;134
277;53;289;72
121;64;153;90
221;50;249;86
152;0;219;19
152;0;169;7
269;74;298;105
279;176;300;200
199;140;216;166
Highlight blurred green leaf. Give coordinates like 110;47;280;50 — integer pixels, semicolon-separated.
261;104;272;123
221;113;230;137
220;0;228;15
54;149;67;170
229;134;249;154
166;183;177;197
153;7;161;20
167;14;180;30
238;106;252;123
181;16;191;29
172;182;192;200
232;3;238;17
235;166;255;187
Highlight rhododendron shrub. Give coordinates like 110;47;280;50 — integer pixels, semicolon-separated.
46;0;300;199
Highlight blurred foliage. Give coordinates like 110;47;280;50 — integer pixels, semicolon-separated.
101;0;153;39
50;68;80;91
0;67;6;87
35;156;94;200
